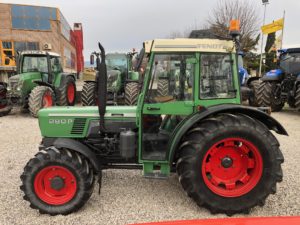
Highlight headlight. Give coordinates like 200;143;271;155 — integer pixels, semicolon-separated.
16;80;24;91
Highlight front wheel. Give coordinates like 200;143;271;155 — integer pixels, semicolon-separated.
295;84;300;111
0;84;11;116
81;82;97;106
125;82;139;105
29;86;54;117
20;147;95;215
176;113;283;215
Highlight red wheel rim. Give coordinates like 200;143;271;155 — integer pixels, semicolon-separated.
43;91;53;107
67;83;75;104
34;166;77;205
202;138;263;197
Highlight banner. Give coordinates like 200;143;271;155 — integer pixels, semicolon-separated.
261;18;284;34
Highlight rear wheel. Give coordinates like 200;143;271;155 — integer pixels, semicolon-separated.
20;147;95;215
295;84;300;111
157;79;169;96
57;76;76;106
248;80;260;107
81;82;97;106
176;113;283;215
257;81;284;112
29;86;54;117
125;82;139;105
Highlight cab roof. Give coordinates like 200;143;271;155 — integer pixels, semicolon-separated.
20;51;60;57
143;38;235;53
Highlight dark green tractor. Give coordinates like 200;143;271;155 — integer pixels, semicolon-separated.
81;50;144;106
20;40;286;216
2;51;76;117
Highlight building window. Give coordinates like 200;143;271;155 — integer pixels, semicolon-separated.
59;11;71;41
71;52;76;69
2;42;12;49
64;47;71;68
14;42;39;52
11;5;57;30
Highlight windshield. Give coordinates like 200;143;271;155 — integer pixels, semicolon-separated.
279;52;300;74
22;55;48;73
106;54;127;71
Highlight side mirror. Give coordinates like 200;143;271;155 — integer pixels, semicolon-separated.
90;54;94;65
5;58;10;65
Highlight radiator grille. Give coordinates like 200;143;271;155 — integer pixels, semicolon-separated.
71;118;87;135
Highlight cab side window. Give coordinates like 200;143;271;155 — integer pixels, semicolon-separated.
146;54;195;103
200;53;236;99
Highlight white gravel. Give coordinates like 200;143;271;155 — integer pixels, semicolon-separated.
0;108;299;225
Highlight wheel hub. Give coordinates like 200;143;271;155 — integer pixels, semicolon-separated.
50;176;65;190
221;156;233;168
34;165;77;205
202;138;263;197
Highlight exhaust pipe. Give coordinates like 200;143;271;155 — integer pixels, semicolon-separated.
97;42;107;132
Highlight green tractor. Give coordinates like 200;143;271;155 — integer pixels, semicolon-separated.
81;49;143;106
1;51;77;117
20;40;286;216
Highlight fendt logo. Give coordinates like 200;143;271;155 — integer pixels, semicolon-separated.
49;119;73;125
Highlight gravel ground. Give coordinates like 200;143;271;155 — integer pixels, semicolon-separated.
0;108;299;225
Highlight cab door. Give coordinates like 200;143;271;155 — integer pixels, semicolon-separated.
139;53;197;164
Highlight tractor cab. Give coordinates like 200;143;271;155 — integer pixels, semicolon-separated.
278;48;300;75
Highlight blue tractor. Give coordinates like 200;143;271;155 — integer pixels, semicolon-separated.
257;48;300;111
238;52;260;106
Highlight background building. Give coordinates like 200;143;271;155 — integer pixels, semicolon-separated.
0;3;84;81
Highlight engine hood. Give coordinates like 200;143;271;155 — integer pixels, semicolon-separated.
38;106;137;138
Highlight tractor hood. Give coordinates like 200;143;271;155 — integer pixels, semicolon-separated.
38;106;137;138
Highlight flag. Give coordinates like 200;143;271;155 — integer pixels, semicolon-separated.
261;18;284;35
274;33;283;49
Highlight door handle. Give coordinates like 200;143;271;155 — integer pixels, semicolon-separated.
147;106;160;111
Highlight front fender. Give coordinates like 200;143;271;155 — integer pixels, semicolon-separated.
42;138;100;172
168;104;288;163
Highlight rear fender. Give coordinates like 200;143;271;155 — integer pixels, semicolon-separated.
42;138;100;172
168;104;288;163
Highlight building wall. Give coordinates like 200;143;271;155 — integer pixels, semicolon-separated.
0;3;83;74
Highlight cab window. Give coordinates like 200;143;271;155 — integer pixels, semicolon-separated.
200;53;236;99
146;54;194;103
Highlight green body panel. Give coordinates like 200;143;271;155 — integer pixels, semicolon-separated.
128;71;139;81
38;106;137;138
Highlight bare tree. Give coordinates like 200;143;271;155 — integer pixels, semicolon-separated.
207;0;261;52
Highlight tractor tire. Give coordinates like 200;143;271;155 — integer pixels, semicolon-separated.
157;79;169;97
257;81;284;112
248;80;260;107
20;147;95;215
0;85;11;117
125;82;139;105
29;86;55;118
295;84;300;111
56;76;76;106
176;113;283;216
81;82;97;106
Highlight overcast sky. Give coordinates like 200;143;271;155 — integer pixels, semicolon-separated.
1;0;299;59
